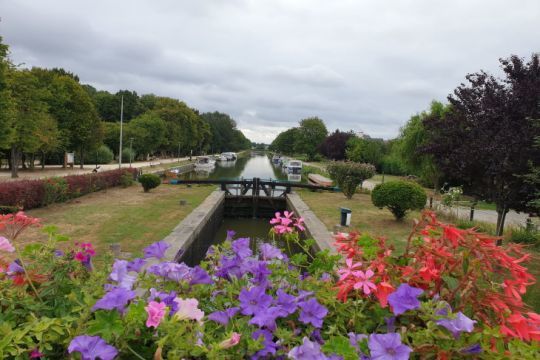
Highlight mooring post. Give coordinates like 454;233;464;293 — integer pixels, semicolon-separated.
252;177;260;218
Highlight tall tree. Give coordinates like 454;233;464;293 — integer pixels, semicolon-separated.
424;54;540;234
346;136;386;170
127;113;166;157
269;128;299;155
294;117;328;160
319;130;353;160
0;36;14;153
201;112;250;153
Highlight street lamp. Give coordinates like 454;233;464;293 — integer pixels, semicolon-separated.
129;138;134;167
178;143;181;162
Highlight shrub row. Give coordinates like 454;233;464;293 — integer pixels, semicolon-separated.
0;168;138;210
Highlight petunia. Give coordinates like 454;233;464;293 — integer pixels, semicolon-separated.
0;236;15;252
436;312;476;338
109;259;137;290
239;285;272;315
232;237;252;259
92;288;136;313
208;307;240;325
145;301;167;328
127;258;146;272
7;260;24;275
260;243;285;260
298;298;328;328
288;337;327;360
148;289;178;314
218;332;241;349
249;306;282;330
173;297;204;322
29;348;44;358
460;343;482;354
143;241;170;259
368;333;412;360
68;335;118;360
353;269;377;295
252;329;278;359
147;262;191;282
387;284;423;316
275;289;297;316
189;266;213;285
226;229;236;240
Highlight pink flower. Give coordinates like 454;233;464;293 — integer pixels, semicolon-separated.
337;258;362;281
145;301;167;328
74;252;87;262
29;348;44;358
270;212;282;225
295;217;306;231
173;297;204;322
353;269;377;295
0;236;15;253
218;332;241;349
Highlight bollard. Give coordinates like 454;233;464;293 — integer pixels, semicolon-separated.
340;207;352;227
179;199;188;206
469;201;476;221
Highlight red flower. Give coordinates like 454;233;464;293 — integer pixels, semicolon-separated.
375;282;394;308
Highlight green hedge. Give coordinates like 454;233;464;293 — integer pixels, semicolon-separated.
371;181;427;220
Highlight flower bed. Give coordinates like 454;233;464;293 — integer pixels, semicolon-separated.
0;168;138;210
0;210;539;359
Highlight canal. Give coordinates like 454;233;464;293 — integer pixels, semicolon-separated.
175;152;305;261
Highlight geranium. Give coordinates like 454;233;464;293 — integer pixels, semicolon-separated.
387;284;423;316
337;258;362;281
353;269;377;295
68;335;118;360
29;348;44;358
145;301;167;328
173;297;204;322
368;333;412;360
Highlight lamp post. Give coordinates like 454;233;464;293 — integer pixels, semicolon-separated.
178;143;181;162
118;95;124;168
129;138;134;167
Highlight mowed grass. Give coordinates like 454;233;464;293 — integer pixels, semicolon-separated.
19;183;215;258
297;189;540;312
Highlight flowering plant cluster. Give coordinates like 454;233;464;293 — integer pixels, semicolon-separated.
0;210;538;359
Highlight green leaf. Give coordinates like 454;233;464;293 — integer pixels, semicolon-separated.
442;275;459;291
322;336;358;360
86;311;124;342
22;243;44;255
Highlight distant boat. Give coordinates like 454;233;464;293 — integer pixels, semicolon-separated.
194;156;216;170
286;160;303;175
220;152;237;161
272;154;282;165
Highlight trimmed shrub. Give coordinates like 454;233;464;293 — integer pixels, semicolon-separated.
120;171;135;188
139;173;161;192
327;161;376;199
0;168;138;210
76;145;114;165
371;180;427;220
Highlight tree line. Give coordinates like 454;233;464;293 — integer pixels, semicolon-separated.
270;54;539;234
0;37;251;178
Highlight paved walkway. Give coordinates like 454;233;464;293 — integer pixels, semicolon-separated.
0;157;190;182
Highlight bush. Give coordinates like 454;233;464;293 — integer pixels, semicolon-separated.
121;147;136;163
76;145;114;165
509;227;540;248
327;161;375;199
139;173;161;192
0;168;138;210
380;155;407;175
371;181;427;219
120;171;135;188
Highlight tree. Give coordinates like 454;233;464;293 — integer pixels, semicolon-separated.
128;113;166;157
270;128;299;155
346;136;386;170
0;36;15;153
294;117;328;160
319;130;353;160
327;161;376;199
201;112;250;153
371;181;427;220
423;54;540;235
398;101;448;189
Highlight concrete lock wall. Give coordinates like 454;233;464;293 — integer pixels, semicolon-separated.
156;190;335;266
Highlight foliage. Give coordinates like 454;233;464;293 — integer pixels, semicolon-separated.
371;181;427;220
138;174;161;192
0;169;138;210
327;161;376;199
119;172;135;188
1;211;538;359
127;113;167;157
269;127;299;155
319;130;354;160
509;227;540;249
294;117;328;161
201;112;251;153
121;147;136;163
0;36;15;152
346;136;386;170
79;144;114;165
423;54;540;234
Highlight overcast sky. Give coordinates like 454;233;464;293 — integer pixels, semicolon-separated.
1;0;539;143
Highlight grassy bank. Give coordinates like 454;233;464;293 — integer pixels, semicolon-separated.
19;183;215;258
296;189;539;312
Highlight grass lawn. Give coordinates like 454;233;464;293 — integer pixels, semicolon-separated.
296;189;540;312
369;174;405;184
18;183;215;259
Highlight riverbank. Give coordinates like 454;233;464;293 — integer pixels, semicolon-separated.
17;183;215;258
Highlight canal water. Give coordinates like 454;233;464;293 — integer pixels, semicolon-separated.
176;152;305;257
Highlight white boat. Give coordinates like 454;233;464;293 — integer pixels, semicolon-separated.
272;154;282;165
221;152;237;161
286;160;303;175
216;154;228;161
194;156;216;170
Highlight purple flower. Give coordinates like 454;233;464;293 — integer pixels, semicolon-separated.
7;260;24;275
239;286;272;315
252;329;278;359
460;344;482;354
109;260;137;290
275;289;297;316
54;249;64;257
127;258;146;272
92;288;136;313
68;335;118;360
387;284;423;316
348;333;368;351
288;337;328;360
208;307;240;325
298;298;328;328
251;261;271;287
296;290;314;302
320;273;332;282
260;243;284;260
216;255;246;279
205;245;215;257
436;312;476;338
226;230;236;240
189;266;213;285
232;237;252;259
249;306;282;330
143;241;170;260
311;329;323;344
147;262;191;282
386;316;396;332
368;333;412;360
148;289;178;313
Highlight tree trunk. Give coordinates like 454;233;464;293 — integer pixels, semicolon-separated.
79;147;84;169
41;151;46;170
29;153;35;170
10;145;19;178
495;204;509;241
21;153;27;170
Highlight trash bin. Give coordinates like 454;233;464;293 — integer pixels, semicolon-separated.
340;207;352;226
